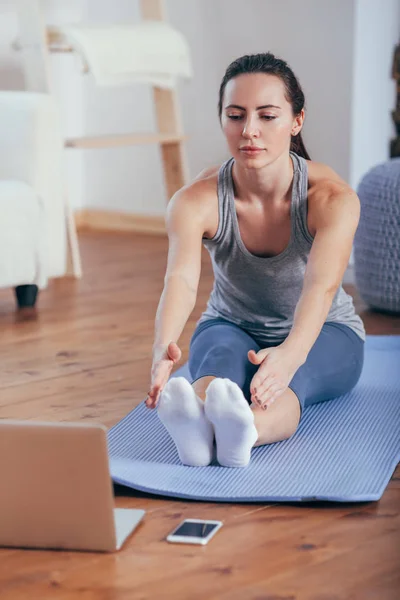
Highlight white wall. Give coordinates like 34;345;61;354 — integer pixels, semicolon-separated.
203;0;356;182
0;0;399;213
350;0;400;190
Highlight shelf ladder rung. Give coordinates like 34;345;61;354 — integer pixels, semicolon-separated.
64;133;187;149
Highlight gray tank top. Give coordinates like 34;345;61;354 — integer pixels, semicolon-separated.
198;152;366;343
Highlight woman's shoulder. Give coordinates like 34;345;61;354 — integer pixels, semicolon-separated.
305;160;359;235
177;164;220;203
167;165;220;238
306;159;347;188
306;159;355;201
192;164;221;181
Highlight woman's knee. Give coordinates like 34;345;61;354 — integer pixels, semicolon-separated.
190;343;253;382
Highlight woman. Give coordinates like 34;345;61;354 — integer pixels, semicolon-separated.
145;53;365;469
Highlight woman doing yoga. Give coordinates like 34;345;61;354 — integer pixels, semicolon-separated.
145;53;365;468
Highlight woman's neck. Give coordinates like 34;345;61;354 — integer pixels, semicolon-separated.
232;151;293;206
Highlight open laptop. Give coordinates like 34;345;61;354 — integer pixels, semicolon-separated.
0;420;145;552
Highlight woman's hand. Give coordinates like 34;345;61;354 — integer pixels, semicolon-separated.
145;342;182;409
248;343;304;409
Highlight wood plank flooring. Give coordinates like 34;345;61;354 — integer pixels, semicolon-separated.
0;231;399;600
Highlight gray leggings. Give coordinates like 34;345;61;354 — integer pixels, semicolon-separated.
188;318;364;420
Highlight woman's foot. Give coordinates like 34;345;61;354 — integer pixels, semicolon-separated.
157;377;214;467
204;378;258;468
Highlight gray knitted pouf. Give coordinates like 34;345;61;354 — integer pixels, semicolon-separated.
354;158;400;313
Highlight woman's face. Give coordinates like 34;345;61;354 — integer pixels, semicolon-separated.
220;73;303;167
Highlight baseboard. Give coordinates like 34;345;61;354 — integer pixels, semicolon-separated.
74;209;166;235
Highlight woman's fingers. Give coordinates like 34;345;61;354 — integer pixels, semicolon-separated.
146;388;161;409
255;376;278;399
145;375;161;408
258;383;285;409
251;374;274;405
146;358;174;409
145;390;156;408
146;347;181;410
250;372;270;397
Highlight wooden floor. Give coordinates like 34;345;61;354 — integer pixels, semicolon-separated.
0;231;399;600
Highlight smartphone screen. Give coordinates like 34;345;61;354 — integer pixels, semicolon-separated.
172;521;219;538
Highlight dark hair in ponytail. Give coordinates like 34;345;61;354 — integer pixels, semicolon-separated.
218;53;311;160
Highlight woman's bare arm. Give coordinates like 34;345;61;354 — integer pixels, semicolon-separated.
282;182;360;362
153;182;211;353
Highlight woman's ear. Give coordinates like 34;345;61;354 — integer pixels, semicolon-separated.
291;108;305;136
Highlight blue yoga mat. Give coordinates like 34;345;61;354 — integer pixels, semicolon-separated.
108;336;400;503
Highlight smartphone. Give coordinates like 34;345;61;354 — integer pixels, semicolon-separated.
166;519;223;545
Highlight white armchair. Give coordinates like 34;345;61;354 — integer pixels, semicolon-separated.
0;91;72;308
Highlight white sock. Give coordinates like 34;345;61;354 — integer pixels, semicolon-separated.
157;377;214;467
204;378;258;468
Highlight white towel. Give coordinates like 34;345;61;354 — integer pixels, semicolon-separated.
52;21;193;88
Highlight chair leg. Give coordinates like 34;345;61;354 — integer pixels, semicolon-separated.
14;285;39;309
65;199;82;279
